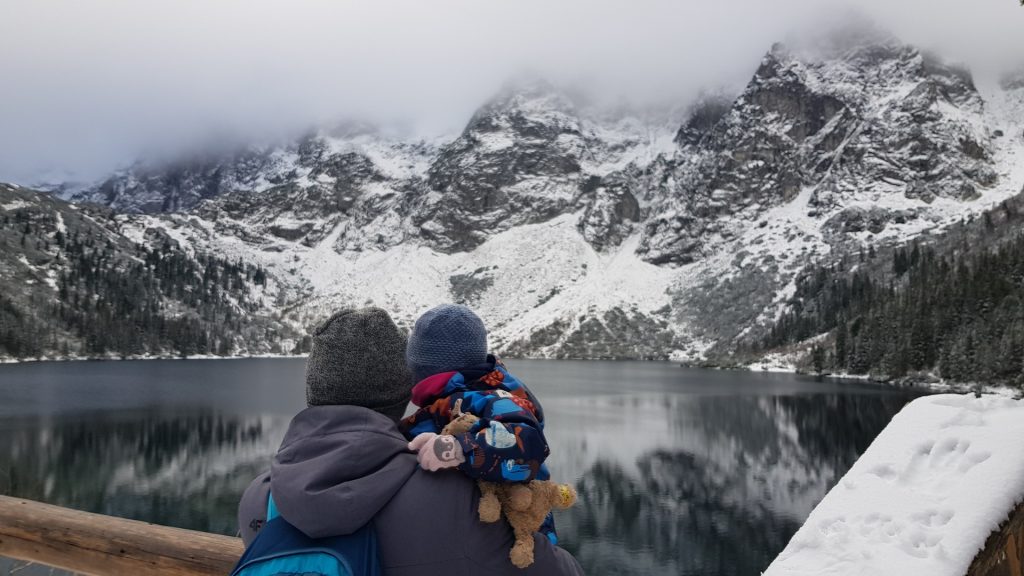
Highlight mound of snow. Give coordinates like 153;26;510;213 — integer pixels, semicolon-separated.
764;394;1024;576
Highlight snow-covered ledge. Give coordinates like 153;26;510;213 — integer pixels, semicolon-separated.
764;394;1024;576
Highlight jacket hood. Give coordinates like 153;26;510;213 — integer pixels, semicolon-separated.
270;405;418;538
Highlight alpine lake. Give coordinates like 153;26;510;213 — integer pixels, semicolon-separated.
0;358;923;576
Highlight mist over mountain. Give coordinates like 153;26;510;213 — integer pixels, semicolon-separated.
3;0;1024;185
3;16;1024;365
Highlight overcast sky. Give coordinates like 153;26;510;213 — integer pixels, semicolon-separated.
1;0;1022;184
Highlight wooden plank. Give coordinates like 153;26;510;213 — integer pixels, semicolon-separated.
1008;530;1021;576
0;495;244;576
968;501;1024;576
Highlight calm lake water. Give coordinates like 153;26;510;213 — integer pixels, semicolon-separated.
0;359;922;576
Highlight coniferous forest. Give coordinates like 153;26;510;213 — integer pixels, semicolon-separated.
0;186;299;360
751;198;1024;388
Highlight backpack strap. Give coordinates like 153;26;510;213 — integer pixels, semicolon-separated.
231;490;380;576
230;513;381;576
266;492;280;521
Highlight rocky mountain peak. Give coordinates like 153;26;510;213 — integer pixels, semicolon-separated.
674;94;733;148
417;81;596;253
639;28;997;267
321;120;382;141
476;76;575;115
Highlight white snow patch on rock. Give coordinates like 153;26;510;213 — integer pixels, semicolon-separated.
0;199;31;211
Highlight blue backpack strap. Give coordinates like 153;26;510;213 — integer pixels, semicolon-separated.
230;491;380;576
266;493;280;521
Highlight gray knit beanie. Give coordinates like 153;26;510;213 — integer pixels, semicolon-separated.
406;304;489;383
305;307;412;423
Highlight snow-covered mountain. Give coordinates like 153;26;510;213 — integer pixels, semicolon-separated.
24;25;1024;361
646;25;1024;350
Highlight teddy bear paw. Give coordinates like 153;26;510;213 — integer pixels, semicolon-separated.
510;542;534;568
478;496;502;523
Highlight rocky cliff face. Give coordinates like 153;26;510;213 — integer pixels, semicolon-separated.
639;29;997;267
47;26;1024;361
418;81;588;252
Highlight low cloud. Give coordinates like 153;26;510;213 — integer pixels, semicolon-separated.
0;0;1021;183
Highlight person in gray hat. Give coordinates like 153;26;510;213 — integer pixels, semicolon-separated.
305;307;413;421
237;307;584;576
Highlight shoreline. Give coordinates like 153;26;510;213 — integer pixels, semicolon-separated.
743;362;1021;398
0;353;309;365
0;354;677;365
679;357;1022;398
4;354;1021;398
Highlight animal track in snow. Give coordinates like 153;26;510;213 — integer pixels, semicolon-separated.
940;409;986;428
928;438;991;474
914;439;935;456
911;509;954;528
900;527;943;558
867;463;898;480
865;435;992;491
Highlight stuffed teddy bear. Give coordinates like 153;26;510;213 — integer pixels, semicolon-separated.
442;411;577;568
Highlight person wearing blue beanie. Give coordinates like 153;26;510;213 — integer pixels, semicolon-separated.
406;304;489;383
402;303;562;548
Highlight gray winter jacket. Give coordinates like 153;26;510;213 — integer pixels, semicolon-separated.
238;405;585;576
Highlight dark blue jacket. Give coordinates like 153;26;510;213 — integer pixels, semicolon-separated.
399;358;550;483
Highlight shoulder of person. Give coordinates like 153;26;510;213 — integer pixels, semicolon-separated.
237;472;271;546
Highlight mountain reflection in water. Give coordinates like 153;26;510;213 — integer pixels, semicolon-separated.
0;360;919;576
0;411;288;536
550;394;910;575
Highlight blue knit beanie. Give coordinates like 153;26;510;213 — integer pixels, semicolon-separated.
407;304;489;383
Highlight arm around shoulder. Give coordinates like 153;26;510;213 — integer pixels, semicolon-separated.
464;515;585;575
518;533;586;576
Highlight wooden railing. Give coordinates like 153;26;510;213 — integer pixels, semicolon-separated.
968;501;1024;576
2;492;1021;576
0;496;243;576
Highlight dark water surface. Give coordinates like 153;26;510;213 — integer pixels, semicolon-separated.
0;359;921;576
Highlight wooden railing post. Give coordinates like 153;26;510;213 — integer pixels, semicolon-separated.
0;496;244;576
967;501;1024;576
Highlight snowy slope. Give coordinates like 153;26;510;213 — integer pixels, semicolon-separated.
118;210;686;358
764;394;1024;576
